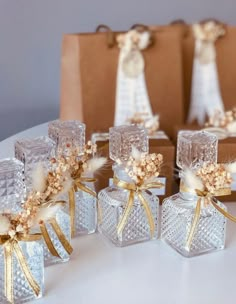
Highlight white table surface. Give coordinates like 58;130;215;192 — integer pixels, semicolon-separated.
1;123;236;304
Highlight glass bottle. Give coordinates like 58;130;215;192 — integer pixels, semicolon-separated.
14;137;55;192
40;207;71;267
0;232;44;303
0;158;25;212
14;137;71;265
48;120;96;236
161;131;227;257
98;125;159;247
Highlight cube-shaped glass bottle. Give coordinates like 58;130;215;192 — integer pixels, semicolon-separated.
14;137;55;192
161;131;227;257
0;158;25;212
98;125;159;247
40;208;71;267
0;232;44;303
48;120;96;236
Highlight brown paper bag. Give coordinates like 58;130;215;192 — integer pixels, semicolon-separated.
60;26;185;139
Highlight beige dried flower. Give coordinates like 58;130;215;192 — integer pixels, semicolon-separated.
125;152;163;185
196;163;232;194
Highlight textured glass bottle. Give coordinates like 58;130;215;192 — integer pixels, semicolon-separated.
41;208;71;267
14;136;71;265
98;125;159;247
0;238;44;303
14;136;55;192
48;120;97;236
0;158;25;212
161;131;227;257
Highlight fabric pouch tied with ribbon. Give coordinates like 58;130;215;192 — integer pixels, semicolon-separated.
188;21;225;125
0;232;44;304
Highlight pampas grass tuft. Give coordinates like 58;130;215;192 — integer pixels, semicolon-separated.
182;169;204;191
131;146;142;161
32;163;47;193
227;121;236;134
0;215;11;234
33;205;61;225
84;157;107;174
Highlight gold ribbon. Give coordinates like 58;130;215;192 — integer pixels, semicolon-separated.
40;218;73;258
180;183;235;251
39;200;73;258
113;176;164;237
68;177;97;237
0;233;42;304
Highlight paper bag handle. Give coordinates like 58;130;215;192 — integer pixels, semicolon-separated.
95;24;116;48
130;23;154;46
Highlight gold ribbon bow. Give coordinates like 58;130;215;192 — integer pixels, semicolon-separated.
39;201;73;258
113;175;164;237
180;183;236;251
68;177;97;237
0;233;42;304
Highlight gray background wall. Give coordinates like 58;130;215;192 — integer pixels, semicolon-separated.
0;0;235;141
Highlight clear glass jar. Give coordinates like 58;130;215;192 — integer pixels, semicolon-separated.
161;130;226;257
71;181;97;236
98;166;159;247
0;158;25;213
39;208;71;267
14;137;55;192
0;239;44;303
161;190;226;257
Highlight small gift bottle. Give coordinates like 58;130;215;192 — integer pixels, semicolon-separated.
0;158;25;212
26;163;73;267
37;205;72;267
0;214;44;303
14;136;55;192
98;125;161;247
48;120;97;237
161;131;227;257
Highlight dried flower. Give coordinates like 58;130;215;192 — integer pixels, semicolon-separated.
182;163;232;195
125;151;163;185
205;108;236;134
126;112;159;135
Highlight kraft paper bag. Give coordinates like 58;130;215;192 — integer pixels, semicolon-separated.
60;26;185;139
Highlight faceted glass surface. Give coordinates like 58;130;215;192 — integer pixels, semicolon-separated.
40;209;71;267
176;131;218;169
161;192;226;257
73;189;97;236
0;240;44;303
0;158;25;212
14;137;55;192
109;125;148;162
48;120;85;153
98;186;159;247
64;181;97;237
